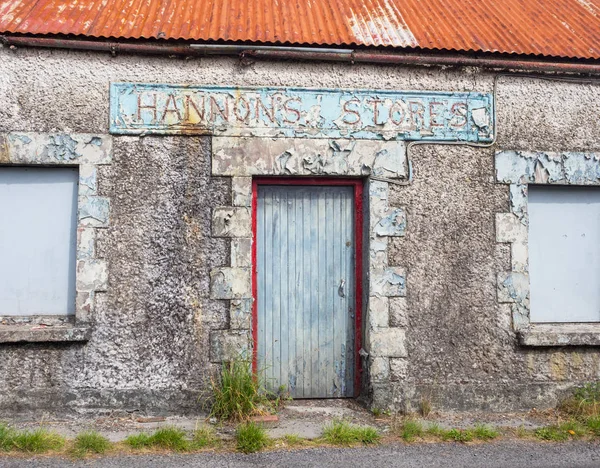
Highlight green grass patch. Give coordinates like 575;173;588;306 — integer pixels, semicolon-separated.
559;420;587;438
147;427;189;451
235;422;270;453
560;382;600;417
515;425;531;438
0;424;15;451
210;357;274;421
71;431;111;457
11;428;65;453
425;423;445;438
322;419;380;446
282;434;303;446
442;428;474;443
398;420;424;442
586;416;600;436
124;427;190;451
191;426;219;449
533;420;587;441
535;426;570;441
473;424;499;441
124;432;154;449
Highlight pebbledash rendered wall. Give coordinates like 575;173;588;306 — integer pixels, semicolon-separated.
2;44;600;415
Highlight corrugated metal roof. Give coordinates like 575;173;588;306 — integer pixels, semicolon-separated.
1;0;600;59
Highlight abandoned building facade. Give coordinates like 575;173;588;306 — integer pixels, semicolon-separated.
2;0;600;415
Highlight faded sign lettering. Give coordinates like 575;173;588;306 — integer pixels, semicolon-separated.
109;83;494;141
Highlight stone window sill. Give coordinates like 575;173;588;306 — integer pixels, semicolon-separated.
519;323;600;347
0;325;91;343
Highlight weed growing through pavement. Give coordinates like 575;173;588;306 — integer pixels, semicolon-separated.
209;356;277;421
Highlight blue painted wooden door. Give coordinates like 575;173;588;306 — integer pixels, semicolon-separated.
256;185;355;398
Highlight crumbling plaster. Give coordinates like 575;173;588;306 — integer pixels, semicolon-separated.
1;45;600;414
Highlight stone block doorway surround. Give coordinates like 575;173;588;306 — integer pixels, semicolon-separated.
209;136;409;406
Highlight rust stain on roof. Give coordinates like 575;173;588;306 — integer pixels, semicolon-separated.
1;0;600;59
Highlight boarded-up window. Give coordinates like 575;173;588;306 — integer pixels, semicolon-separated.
0;167;78;316
529;185;600;323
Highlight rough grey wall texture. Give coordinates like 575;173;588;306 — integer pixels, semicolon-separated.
2;45;600;414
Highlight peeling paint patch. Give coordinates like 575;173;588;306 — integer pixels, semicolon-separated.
371;267;407;297
79;196;110;227
496;150;600;185
212;137;408;179
497;271;529;305
76;259;108;292
79;165;98;195
3;132;112;165
374;208;407;236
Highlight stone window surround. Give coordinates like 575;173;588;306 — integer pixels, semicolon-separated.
496;150;600;347
208;136;409;400
0;132;112;343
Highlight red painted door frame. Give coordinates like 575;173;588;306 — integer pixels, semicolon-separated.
251;177;364;398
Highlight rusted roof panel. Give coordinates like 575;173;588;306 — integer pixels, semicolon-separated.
1;0;600;59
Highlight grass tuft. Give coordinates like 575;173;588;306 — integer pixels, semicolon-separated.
210;357;273;421
586;416;600;436
534;425;569;441
71;431;111;457
235;422;270;453
515;425;530;438
11;429;65;453
442;428;474;443
558;420;587;437
426;423;445;438
124;427;190;451
282;434;303;446
191;425;219;449
0;424;15;452
473;424;499;441
398;420;424;442
560;382;600;417
419;399;432;418
124;432;154;449
322;419;380;446
148;427;189;451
